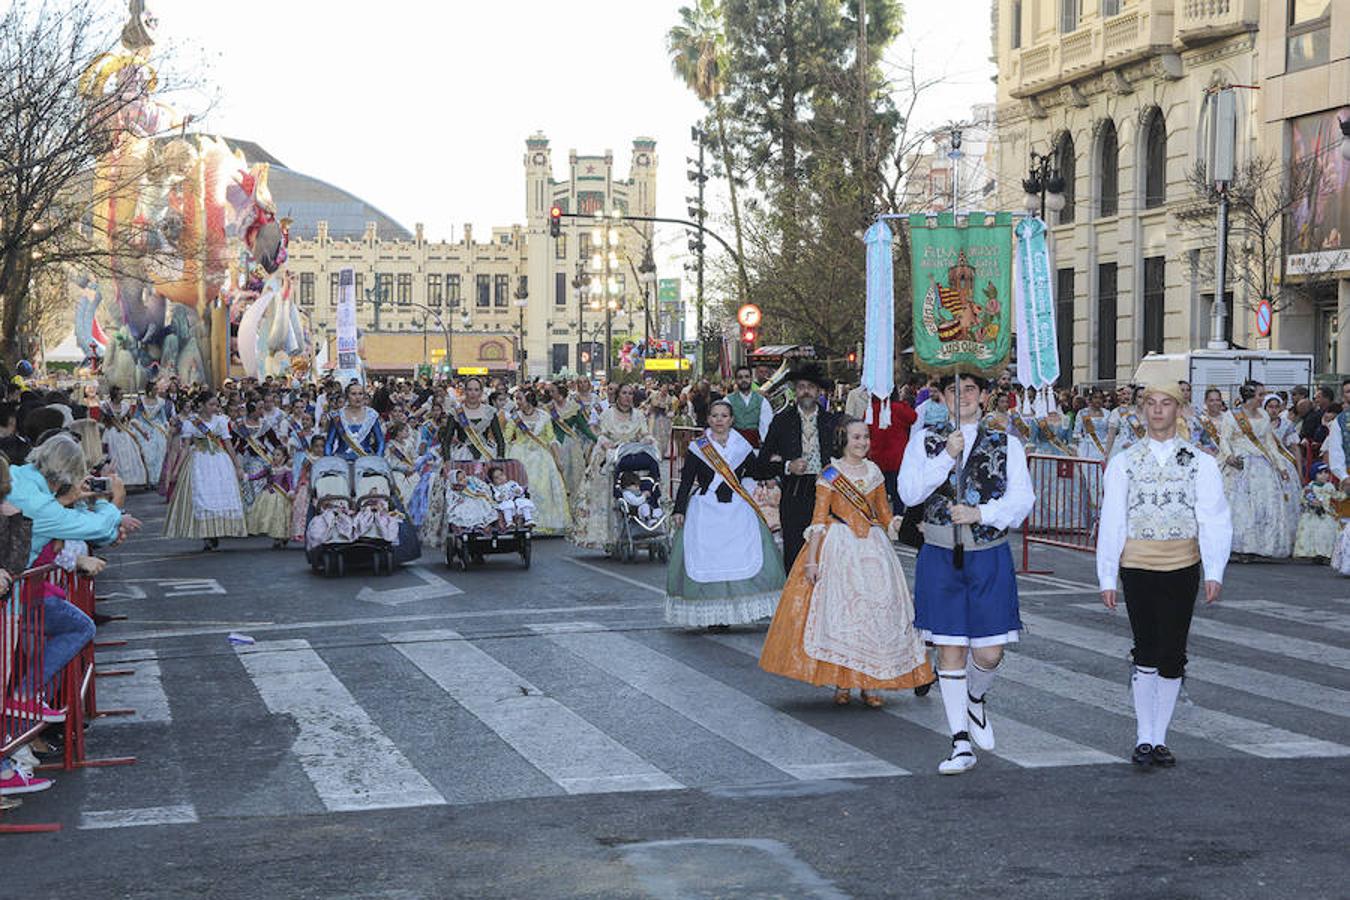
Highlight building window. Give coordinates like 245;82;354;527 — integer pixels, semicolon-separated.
396;273;412;306
499;234;512;245
555;234;567;260
427;274;442;307
1143;256;1165;354
494;274;509;308
354;273;365;307
1056;268;1074;382
579;232;592;264
1096;263;1117;380
1098;119;1118;218
1144;108;1167;209
374;273;393;307
329;272;340;306
299;272;315;307
1102;0;1120;15
447;274;461;308
1057;132;1076;225
1287;0;1330;71
1011;0;1022;49
555;272;567;306
552;343;569;375
476;274;490;308
1060;0;1080;34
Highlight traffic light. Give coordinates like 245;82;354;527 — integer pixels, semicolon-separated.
740;326;757;348
847;350;857;366
549;205;562;238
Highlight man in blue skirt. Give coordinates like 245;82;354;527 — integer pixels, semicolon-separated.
899;373;1035;774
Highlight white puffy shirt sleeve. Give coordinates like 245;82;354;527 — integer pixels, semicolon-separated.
976;433;1035;531
1095;453;1129;591
1325;425;1347;480
1195;452;1232;584
898;426;953;508
759;396;773;441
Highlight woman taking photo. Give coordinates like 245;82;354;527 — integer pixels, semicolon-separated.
759;419;932;707
504;387;571;536
571;383;656;551
665;400;784;628
1219;381;1299;559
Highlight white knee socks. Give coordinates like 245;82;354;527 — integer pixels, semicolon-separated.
966;657;997;701
938;669;969;736
1131;665;1159;746
1153;675;1182;747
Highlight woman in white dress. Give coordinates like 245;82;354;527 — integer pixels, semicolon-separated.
646;383;675;460
570;383;656;551
1071;389;1109;461
101;385;149;488
383;421;419;506
132;382;173;485
665;400;785;628
1219;382;1300;559
164;394;247;551
503;387;571;536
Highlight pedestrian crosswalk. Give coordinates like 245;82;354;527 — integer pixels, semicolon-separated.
69;601;1350;829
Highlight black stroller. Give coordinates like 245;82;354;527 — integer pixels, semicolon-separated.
609;442;670;563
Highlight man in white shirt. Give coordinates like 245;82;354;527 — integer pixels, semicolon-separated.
899;373;1036;775
1097;382;1232;767
1319;378;1350;480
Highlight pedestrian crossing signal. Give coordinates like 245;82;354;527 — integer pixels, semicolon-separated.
549;206;562;238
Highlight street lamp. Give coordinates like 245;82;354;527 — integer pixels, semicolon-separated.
588;209;625;378
637;243;657;355
572;260;590;377
512;284;529;384
1022;149;1066;220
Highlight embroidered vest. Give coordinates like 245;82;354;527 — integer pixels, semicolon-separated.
728;391;764;431
1123;441;1199;541
921;423;1009;547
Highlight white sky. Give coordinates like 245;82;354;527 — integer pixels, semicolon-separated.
155;0;996;263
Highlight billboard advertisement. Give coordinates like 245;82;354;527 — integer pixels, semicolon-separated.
1287;107;1350;276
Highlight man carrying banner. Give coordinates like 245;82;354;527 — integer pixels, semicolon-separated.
899;373;1034;774
1096;383;1231;767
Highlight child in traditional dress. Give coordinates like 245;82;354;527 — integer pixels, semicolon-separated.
619;470;661;526
487;465;535;528
247;445;296;548
444;469;498;534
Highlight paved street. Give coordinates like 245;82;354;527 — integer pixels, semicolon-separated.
6;493;1349;899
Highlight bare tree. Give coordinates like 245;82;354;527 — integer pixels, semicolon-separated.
0;0;197;364
1180;154;1339;314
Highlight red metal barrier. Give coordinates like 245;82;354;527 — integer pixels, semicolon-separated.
1;566;60;833
1020;453;1104;575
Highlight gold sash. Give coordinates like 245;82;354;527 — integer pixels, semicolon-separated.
1082;415;1106;455
1035;419;1074;455
820;465;881;527
1233;411;1290;484
455;409;497;460
550;406;579;441
694;436;767;527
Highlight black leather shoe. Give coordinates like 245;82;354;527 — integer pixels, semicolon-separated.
1150;744;1176;767
1131;743;1154;766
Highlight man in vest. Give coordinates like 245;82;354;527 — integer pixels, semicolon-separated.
727;364;771;447
1097;382;1231;767
1320;378;1350;482
899;373;1035;775
760;364;838;570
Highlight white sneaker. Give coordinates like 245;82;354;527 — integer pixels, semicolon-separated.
938;736;977;775
967;693;995;751
11;744;40;772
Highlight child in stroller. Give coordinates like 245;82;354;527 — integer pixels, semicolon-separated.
619;470;662;528
444;469;498;535
609;443;670;562
488;465;536;529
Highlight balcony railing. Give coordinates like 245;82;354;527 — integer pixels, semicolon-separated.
1008;1;1175;98
1175;0;1259;45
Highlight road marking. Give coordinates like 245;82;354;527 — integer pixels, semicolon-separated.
709;631;1121;769
116;603;651;641
94;586;148;601
1021;612;1350;719
391;629;683;795
236;639;445;812
357;566;463;607
1000;652;1350;759
535;622;907;781
91;649;172;724
563;556;665;595
1070;604;1350;671
79;804;198;830
114;577;226;597
1219;599;1350;634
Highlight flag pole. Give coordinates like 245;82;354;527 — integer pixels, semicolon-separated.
953;364;964;570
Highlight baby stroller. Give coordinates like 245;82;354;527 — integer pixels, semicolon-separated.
305;456;422;577
610;442;670;563
443;460;532;571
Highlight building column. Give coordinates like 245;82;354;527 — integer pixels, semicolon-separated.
1337;277;1350;375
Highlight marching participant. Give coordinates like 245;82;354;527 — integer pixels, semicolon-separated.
164;395;247;551
726;364;772;448
898;373;1035;775
1071;389;1109;460
1219;381;1298;560
1104;385;1145;458
1096;383;1231;767
101;385;150;488
1194;388;1225;456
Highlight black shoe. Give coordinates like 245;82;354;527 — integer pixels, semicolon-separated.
914;679;934;697
1150;744;1176;767
1131;743;1154;766
706;624;731;633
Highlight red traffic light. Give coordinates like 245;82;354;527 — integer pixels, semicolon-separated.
740;327;757;346
549;205;562;238
847;351;857;364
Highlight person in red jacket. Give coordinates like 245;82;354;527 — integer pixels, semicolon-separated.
866;385;918;516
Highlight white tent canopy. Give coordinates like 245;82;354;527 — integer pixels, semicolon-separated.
46;332;87;364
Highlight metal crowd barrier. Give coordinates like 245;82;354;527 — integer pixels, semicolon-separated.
1;564;136;834
1020;453;1104;575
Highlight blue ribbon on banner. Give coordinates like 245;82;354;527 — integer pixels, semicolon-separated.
1015;217;1059;388
863;221;895;426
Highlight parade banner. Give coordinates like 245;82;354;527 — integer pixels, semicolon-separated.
1013;216;1059;389
908;212;1013;375
862;220;895;427
334;267;362;384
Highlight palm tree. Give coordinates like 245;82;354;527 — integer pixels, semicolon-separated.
666;0;749;306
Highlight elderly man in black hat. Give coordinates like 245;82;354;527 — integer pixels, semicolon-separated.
759;363;839;569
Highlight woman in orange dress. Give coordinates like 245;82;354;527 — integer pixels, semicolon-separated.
760;419;933;707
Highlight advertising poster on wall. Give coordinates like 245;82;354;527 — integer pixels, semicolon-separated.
1287;107;1350;276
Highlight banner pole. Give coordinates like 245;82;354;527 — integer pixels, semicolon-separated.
953;365;964;570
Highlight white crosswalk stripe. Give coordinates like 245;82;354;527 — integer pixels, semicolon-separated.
1219;599;1350;634
91;649;172;724
236;639;446;812
532;622;908;780
707;631;1122;768
1021;612;1350;719
389;629;683;794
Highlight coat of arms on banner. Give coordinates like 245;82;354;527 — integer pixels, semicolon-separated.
908;212;1013;375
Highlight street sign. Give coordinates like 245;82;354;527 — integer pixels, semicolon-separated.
658;278;681;304
456;366;488;375
645;358;691;371
1256;297;1273;337
737;304;762;328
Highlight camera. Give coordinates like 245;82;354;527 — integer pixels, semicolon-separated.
86;477;110;493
